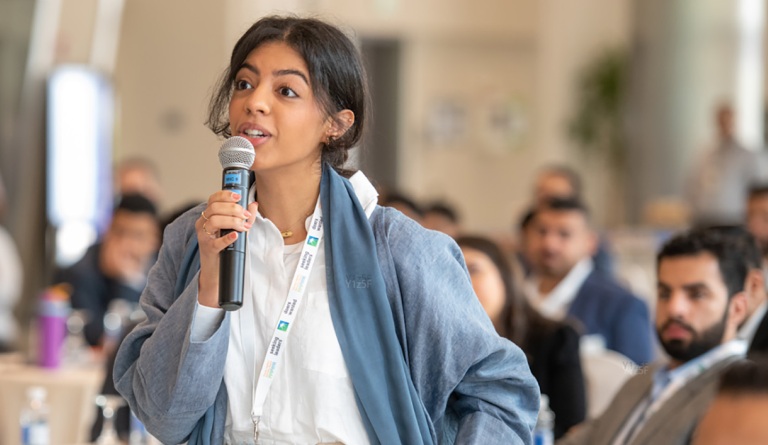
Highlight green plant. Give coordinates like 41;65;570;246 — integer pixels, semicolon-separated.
568;48;628;166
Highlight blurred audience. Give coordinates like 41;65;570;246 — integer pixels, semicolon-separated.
532;164;584;207
55;193;160;347
705;226;768;356
380;190;423;222
523;197;653;365
421;201;461;238
746;184;768;269
115;157;163;206
692;356;768;445
457;235;586;439
739;194;768;356
558;227;749;445
686;102;768;227
521;164;615;277
160;200;201;235
0;172;22;352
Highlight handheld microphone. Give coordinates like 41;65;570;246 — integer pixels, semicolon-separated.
217;136;255;311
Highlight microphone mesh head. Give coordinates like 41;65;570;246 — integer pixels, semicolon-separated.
218;136;255;169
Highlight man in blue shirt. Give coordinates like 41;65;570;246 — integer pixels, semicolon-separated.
523;197;653;365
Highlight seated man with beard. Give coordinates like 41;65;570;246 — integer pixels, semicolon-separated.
558;227;749;445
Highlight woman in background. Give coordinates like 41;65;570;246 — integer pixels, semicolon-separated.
457;235;586;439
114;15;539;444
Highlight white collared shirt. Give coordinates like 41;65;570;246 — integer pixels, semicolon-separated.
525;258;594;320
192;171;378;445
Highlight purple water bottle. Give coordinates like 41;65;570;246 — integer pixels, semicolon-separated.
38;284;71;368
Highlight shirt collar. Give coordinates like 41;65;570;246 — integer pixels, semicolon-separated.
248;169;380;237
347;170;379;218
526;258;594;320
652;339;748;398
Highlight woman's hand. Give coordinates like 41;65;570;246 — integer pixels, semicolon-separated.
195;191;257;307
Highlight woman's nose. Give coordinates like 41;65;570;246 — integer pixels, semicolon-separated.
245;84;271;115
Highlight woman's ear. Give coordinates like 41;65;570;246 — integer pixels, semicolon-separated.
327;109;355;140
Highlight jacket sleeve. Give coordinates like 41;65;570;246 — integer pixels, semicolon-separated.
113;207;230;444
374;208;540;444
610;293;654;366
555;421;595;445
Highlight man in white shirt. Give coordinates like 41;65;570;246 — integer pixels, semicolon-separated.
558;227;750;445
523;197;653;365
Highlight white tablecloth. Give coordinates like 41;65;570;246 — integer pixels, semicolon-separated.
0;354;105;445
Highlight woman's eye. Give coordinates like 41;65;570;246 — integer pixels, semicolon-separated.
278;86;297;97
235;79;252;90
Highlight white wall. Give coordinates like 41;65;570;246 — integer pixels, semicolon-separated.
107;0;633;235
113;0;227;214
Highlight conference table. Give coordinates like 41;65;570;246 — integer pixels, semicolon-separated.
0;352;106;445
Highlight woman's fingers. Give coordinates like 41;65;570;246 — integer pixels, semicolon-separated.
198;192;253;239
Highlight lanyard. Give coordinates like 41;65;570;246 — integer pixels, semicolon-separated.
250;199;324;443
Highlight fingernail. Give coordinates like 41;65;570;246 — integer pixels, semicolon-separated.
244;210;252;218
232;193;241;200
229;232;238;240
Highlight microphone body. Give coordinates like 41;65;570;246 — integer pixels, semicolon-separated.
217;137;255;311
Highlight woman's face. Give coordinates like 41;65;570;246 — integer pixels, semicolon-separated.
461;246;507;323
228;41;333;174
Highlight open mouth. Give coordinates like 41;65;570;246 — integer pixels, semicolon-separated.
243;128;268;138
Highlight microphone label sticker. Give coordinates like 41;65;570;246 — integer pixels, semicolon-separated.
224;171;242;186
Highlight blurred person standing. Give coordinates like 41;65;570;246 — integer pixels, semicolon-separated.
524;197;653;365
458;235;586;439
558;228;750;445
114;157;163;207
532;164;584;207
686;102;768;227
0;172;22;352
55;193;160;347
521;164;615;277
113;16;538;445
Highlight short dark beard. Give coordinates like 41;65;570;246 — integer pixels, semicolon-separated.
656;306;729;363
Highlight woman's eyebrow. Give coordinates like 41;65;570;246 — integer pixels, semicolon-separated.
236;64;309;86
274;69;309;85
